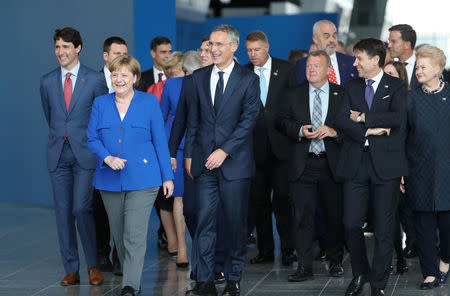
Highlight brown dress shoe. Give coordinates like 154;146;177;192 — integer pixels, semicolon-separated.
88;266;104;285
61;272;80;286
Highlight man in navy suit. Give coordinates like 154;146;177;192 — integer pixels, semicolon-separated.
40;27;108;286
184;24;260;296
297;20;358;85
335;38;408;296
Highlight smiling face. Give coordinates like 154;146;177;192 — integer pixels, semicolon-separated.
111;66;137;97
415;57;440;86
306;55;330;88
353;49;380;79
313;22;338;56
246;40;269;67
209;31;238;69
200;41;213;67
54;38;81;70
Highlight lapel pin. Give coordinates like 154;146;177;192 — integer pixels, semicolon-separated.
443;97;447;101
351;73;354;77
384;84;389;88
143;158;148;163
274;70;278;76
81;78;85;82
343;64;347;67
333;92;338;96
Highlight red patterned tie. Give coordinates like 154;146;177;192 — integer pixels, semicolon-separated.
328;64;338;84
158;73;163;82
64;72;72;111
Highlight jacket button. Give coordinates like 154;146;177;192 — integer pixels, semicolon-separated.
118;152;122;156
118;139;122;143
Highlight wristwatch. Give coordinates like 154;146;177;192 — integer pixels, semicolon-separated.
356;112;362;123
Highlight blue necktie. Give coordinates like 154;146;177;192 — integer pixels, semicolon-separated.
365;79;375;110
214;71;224;114
258;67;268;106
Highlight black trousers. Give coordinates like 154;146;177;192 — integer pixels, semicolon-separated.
93;189;118;264
343;152;400;289
249;151;292;255
415;211;450;278
399;191;417;248
290;155;344;270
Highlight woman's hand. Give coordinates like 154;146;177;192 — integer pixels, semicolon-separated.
171;157;177;172
163;180;174;198
104;156;127;170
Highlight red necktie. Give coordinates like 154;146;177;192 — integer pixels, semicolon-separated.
64;72;73;111
328;64;338;84
158;73;163;82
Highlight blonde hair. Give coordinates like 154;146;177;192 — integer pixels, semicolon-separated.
416;44;446;75
109;55;141;85
162;52;184;78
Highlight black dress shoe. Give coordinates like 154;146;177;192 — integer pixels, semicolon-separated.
439;270;449;284
249;254;274;264
371;288;384;296
214;272;225;284
315;249;326;261
420;278;440;290
247;233;256;245
329;263;344;277
186;282;217;296
287;267;314;282
222;280;240;296
121;286;136;296
396;259;408;274
345;275;368;296
281;252;297;266
98;256;113;272
403;245;418;258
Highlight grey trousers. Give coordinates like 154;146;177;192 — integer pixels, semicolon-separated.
100;187;159;290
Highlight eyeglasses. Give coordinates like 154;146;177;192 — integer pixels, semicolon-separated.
207;41;231;48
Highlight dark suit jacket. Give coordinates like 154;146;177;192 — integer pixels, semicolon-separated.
184;63;260;180
168;75;193;158
244;57;298;164
335;73;408;180
136;67;155;91
296;52;358;85
40;64;108;171
276;83;344;182
409;62;419;90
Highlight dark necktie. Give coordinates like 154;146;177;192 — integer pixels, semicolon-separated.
365;79;375;110
158;73;163;82
214;71;224;113
64;72;72;111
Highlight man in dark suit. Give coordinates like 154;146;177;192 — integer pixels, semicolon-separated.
277;50;345;281
387;24;419;259
335;38;408;296
297;20;358;85
243;30;297;266
40;27;107;286
93;36;127;274
135;36;172;91
184;24;260;296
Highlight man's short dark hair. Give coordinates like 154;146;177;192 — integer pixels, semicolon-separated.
53;27;82;51
389;24;416;49
353;38;386;68
288;49;308;64
150;36;171;51
103;36;127;53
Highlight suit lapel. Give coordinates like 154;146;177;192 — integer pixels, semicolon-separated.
217;64;240;115
202;66;215;115
68;64;86;115
371;74;391;111
325;84;338;125
266;58;278;108
54;68;68;115
301;85;312;125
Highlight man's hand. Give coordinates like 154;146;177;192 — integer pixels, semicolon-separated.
301;125;319;139
205;148;228;170
163;180;174;198
316;125;337;139
184;158;193;179
366;128;391;136
350;110;364;123
171;157;177;172
104;156;127;170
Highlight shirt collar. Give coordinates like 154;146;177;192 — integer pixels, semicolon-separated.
258;55;271;70
154;67;164;74
61;62;80;78
366;69;383;84
103;65;111;77
309;81;329;95
329;52;337;62
213;60;235;76
405;53;416;65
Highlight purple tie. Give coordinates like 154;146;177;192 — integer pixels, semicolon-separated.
365;79;375;110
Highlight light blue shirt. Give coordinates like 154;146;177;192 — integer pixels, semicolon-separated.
61;62;80;91
299;82;330;153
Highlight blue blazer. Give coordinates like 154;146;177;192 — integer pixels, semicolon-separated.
87;91;174;191
40;64;108;171
184;63;260;180
160;77;184;150
296;52;358;85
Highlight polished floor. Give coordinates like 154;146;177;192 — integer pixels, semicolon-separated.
0;202;448;296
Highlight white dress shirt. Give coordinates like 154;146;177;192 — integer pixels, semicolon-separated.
330;53;341;85
210;61;235;105
404;53;416;84
253;55;272;90
61;62;80;91
153;67;166;83
103;65;114;93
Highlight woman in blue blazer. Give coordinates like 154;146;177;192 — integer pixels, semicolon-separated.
87;56;174;296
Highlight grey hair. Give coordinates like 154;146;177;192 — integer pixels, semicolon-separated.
182;50;202;74
312;20;336;36
211;24;239;46
309;50;331;67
